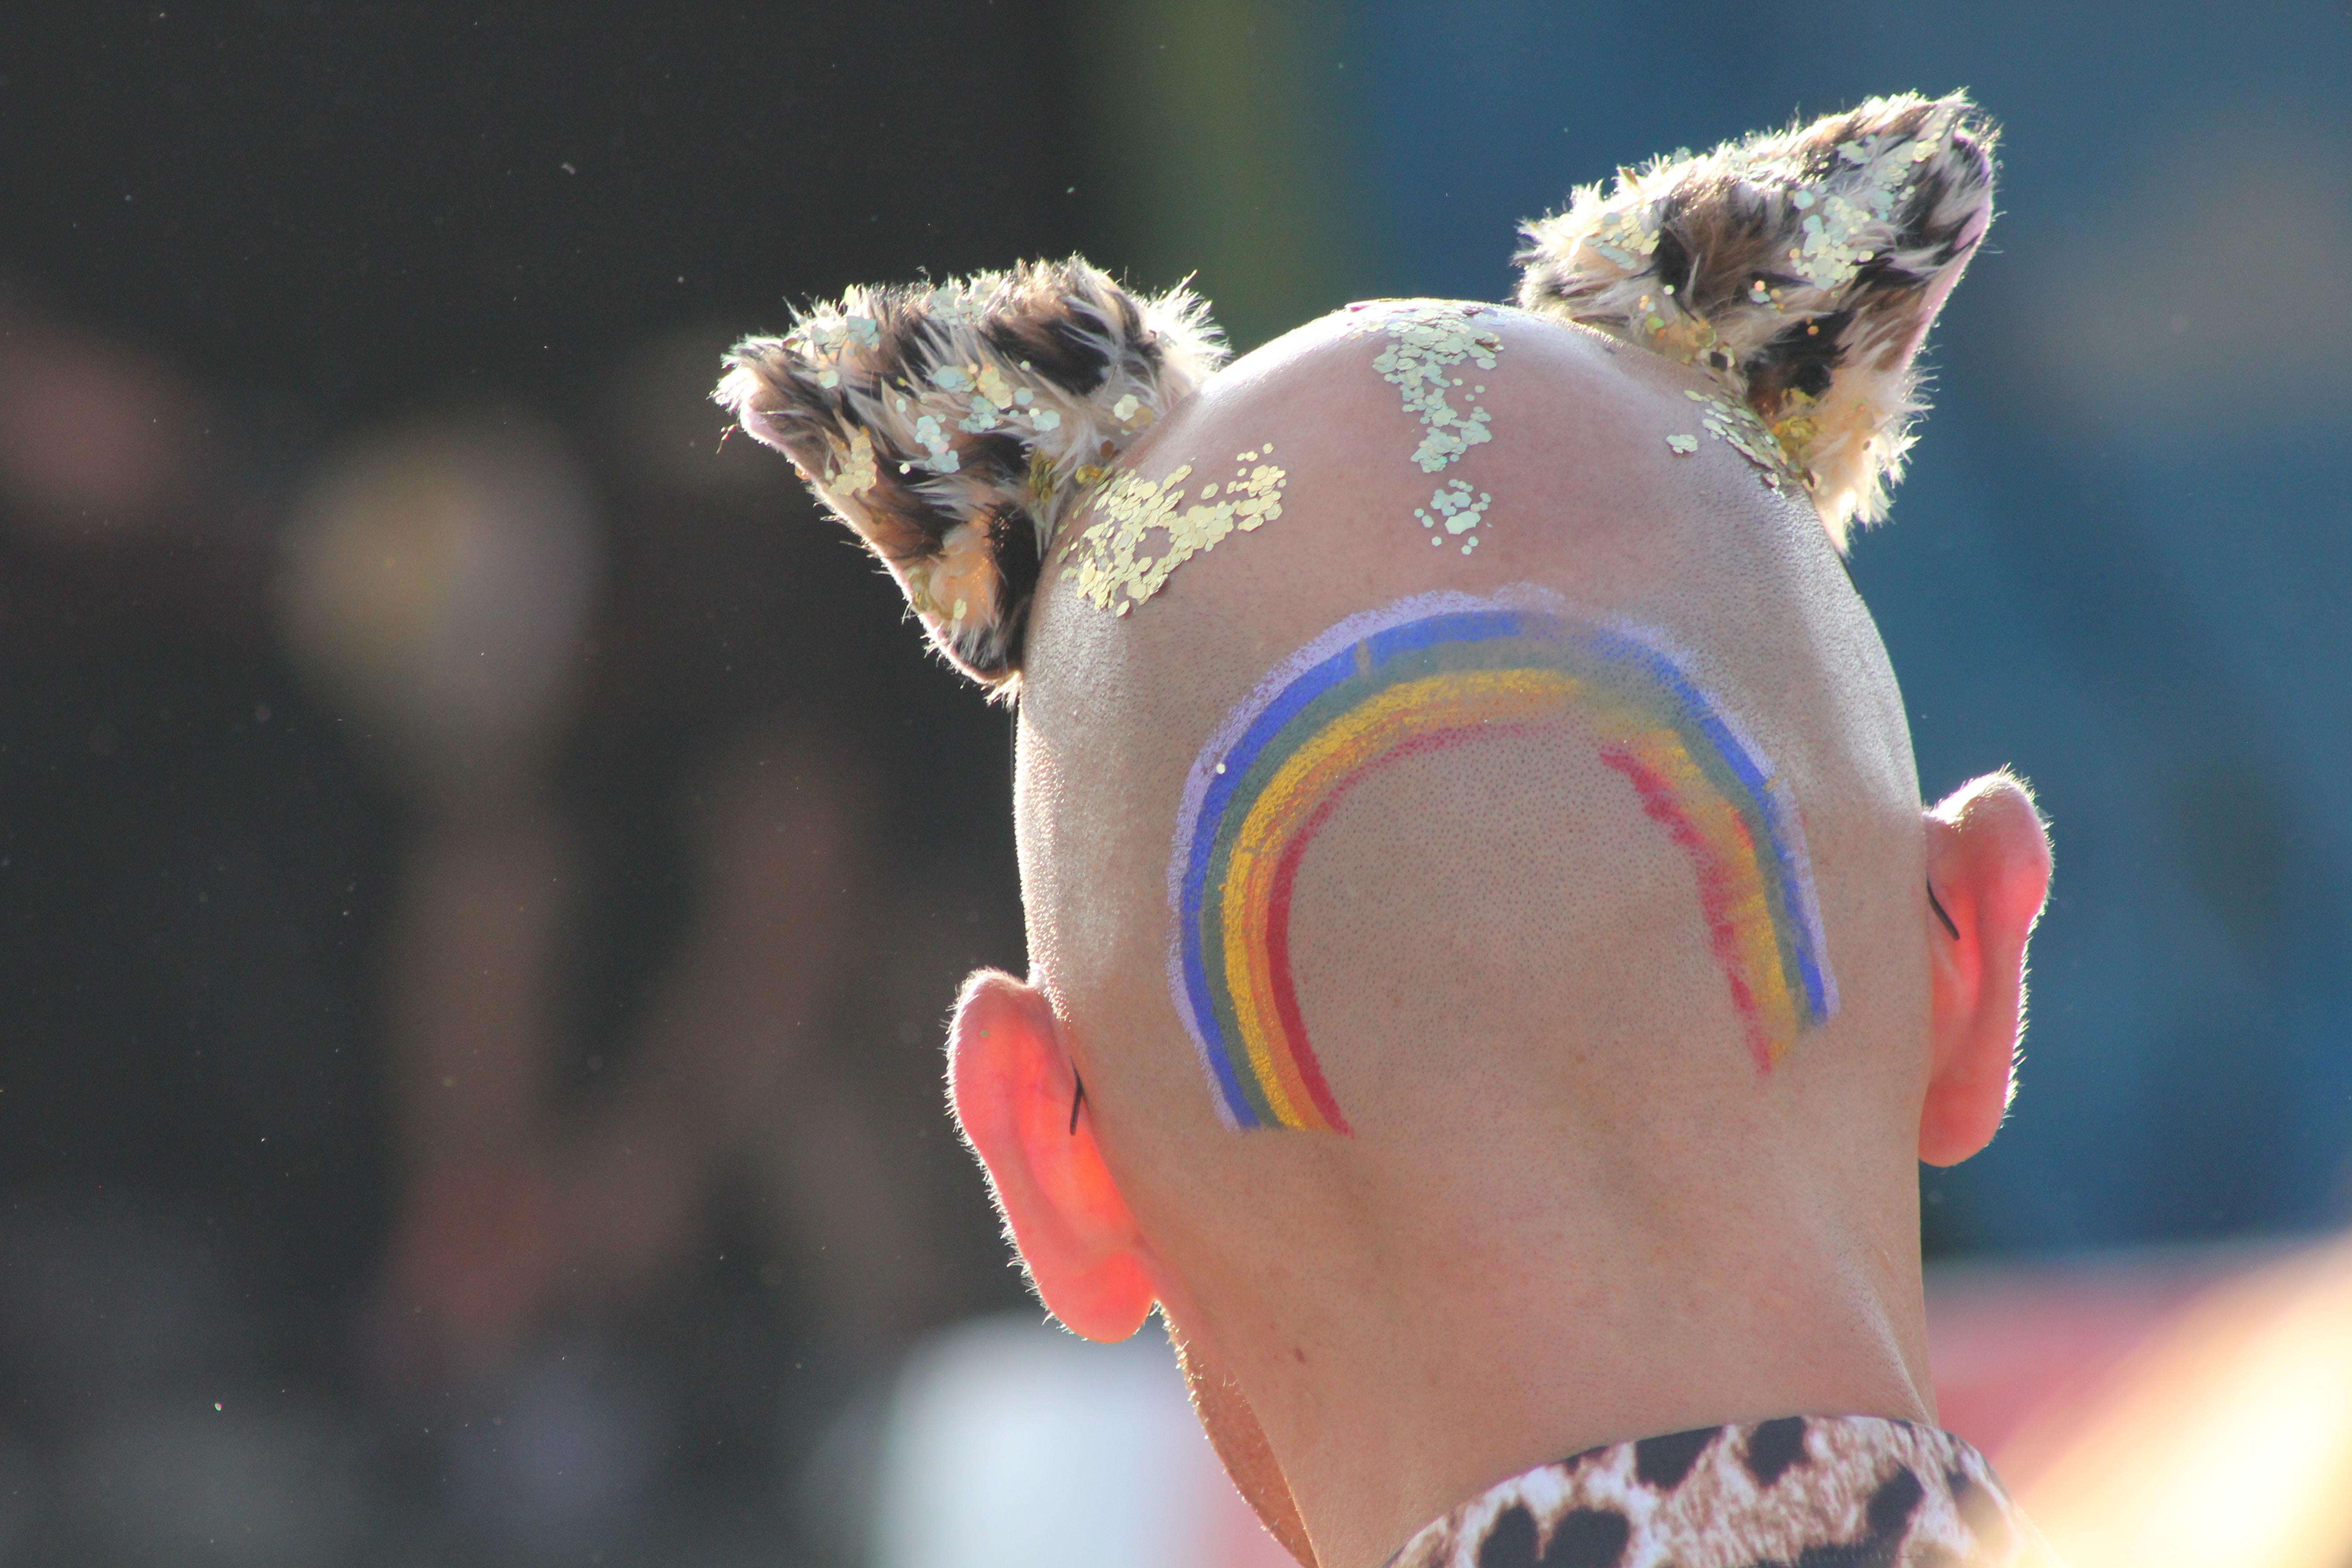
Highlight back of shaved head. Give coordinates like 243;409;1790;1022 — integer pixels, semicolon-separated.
1019;305;1924;1154
716;93;2048;1568
1011;309;1946;1542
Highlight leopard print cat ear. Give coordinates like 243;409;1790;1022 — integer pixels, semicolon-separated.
715;258;1225;694
1514;92;1997;550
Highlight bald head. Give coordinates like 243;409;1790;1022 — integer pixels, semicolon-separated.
966;304;2046;1568
716;93;2037;1568
1019;301;1921;1156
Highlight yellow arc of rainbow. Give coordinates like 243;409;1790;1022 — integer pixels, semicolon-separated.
1169;591;1836;1132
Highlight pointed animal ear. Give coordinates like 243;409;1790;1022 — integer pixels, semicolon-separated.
715;259;1226;695
1515;92;1997;549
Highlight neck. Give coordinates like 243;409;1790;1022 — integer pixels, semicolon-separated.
1166;1181;1932;1568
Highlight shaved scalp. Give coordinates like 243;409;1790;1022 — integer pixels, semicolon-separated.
1018;307;1923;1155
1009;307;1948;1553
719;94;2010;1568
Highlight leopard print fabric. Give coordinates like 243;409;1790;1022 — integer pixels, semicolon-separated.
1386;1416;2059;1568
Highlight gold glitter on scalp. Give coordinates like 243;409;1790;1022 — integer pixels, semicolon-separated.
1686;388;1802;490
1415;479;1492;555
1059;447;1288;613
1365;301;1504;551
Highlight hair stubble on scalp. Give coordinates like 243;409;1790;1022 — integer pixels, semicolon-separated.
1014;304;1926;1167
717;93;2006;1568
1005;305;1944;1568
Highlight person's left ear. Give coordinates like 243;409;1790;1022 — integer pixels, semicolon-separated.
1917;772;2053;1166
946;969;1158;1341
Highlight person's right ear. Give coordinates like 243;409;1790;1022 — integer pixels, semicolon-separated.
946;969;1158;1342
1917;772;2053;1166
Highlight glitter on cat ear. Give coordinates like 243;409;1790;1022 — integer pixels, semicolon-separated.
1513;92;1998;548
715;257;1229;691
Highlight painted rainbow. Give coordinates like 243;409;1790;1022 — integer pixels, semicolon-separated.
1167;589;1837;1132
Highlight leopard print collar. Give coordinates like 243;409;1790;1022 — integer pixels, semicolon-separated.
1385;1415;2058;1568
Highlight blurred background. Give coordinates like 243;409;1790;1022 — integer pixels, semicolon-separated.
0;3;2347;1564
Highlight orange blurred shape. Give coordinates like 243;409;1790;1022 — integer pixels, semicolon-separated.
1928;1249;2249;1461
1989;1236;2352;1568
276;412;598;809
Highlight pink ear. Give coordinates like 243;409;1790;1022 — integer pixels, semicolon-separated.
1895;201;1992;370
947;970;1159;1341
1919;774;2052;1167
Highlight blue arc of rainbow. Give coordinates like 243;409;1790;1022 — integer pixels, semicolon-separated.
1166;588;1838;1132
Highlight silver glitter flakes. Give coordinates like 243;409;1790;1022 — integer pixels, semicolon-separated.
1367;302;1504;553
1416;479;1492;555
1058;447;1289;613
1686;388;1800;491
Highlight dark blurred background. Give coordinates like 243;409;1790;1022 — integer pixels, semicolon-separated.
0;4;2347;1565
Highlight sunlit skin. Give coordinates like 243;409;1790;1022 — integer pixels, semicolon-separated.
947;309;2050;1568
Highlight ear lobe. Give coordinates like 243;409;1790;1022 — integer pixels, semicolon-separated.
946;970;1158;1341
1918;773;2053;1166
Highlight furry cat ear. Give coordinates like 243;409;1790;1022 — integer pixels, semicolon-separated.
716;258;1226;693
1514;92;1997;549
